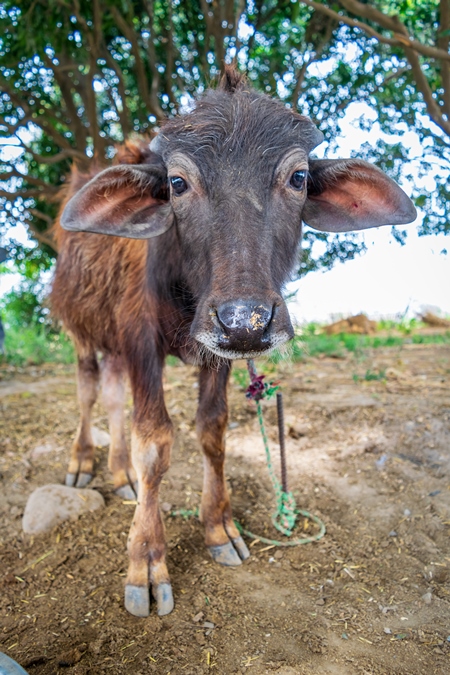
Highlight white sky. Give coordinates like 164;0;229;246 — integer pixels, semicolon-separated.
1;102;449;323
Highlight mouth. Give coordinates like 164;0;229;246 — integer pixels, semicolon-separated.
195;331;292;360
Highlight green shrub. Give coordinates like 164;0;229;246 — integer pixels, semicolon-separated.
3;323;75;366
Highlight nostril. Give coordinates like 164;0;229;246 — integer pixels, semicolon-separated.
216;301;274;335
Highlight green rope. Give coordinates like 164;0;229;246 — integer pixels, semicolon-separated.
242;359;326;546
235;399;326;547
170;361;326;548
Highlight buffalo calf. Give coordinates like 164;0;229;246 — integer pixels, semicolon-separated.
53;67;416;617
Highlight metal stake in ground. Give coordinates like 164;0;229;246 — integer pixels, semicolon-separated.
276;392;288;493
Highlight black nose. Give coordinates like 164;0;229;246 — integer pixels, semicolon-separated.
216;300;274;351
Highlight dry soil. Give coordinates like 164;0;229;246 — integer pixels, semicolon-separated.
1;339;449;674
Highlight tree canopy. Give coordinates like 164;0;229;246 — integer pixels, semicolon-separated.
0;0;448;278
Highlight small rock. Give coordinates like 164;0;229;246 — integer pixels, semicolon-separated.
422;591;432;605
388;531;397;537
203;621;215;629
57;645;86;667
316;598;325;606
384;628;392;635
31;442;61;459
403;509;411;517
193;612;204;623
274;550;283;560
22;484;105;534
161;502;172;513
91;426;111;447
288;423;310;439
375;453;388;469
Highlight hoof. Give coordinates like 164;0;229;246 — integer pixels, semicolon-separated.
232;536;250;561
65;472;76;487
65;472;93;488
76;472;93;488
0;652;30;674
208;541;242;566
124;584;150;617
153;583;174;616
115;483;137;501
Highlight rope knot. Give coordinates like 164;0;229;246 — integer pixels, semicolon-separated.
273;489;298;536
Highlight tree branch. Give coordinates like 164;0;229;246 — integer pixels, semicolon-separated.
0;75;78;151
25;217;57;251
101;48;132;137
110;5;165;120
1;130;87;164
0;189;49;199
161;0;176;105
0;169;60;191
143;0;170;110
404;45;450;135
43;53;87;148
291;12;337;106
438;0;450;116
299;0;450;62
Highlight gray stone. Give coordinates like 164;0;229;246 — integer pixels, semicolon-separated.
22;484;105;534
422;591;433;605
30;441;61;459
91;426;111;447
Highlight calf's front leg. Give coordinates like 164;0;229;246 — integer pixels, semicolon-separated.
197;363;250;566
124;360;174;618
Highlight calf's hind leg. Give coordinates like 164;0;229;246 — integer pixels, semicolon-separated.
197;363;250;566
66;351;99;488
100;354;137;499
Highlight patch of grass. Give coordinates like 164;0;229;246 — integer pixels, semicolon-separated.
411;332;450;345
269;328;450;364
2;323;75;366
232;367;249;389
166;355;181;367
353;369;386;383
377;317;422;335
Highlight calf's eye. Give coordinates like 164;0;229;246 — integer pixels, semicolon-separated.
170;176;188;195
290;170;307;190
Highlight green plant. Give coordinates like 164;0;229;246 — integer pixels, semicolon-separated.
166;355;180;367
353;369;386;383
2;323;75;366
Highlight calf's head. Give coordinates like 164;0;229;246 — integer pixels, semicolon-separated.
61;68;416;360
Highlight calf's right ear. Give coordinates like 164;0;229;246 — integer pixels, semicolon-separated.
61;163;173;238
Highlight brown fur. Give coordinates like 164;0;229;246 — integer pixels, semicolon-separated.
51;65;414;617
50;66;324;616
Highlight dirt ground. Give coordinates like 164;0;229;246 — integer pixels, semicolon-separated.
1;338;449;674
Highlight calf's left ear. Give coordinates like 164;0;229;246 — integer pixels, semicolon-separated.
61;163;173;239
303;159;417;232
